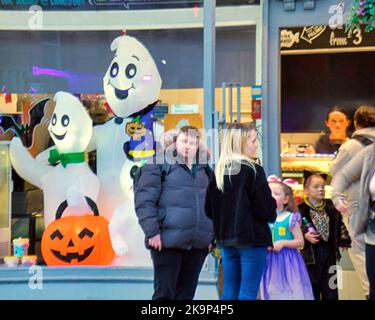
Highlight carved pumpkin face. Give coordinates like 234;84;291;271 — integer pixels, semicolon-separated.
41;215;115;266
126;121;146;139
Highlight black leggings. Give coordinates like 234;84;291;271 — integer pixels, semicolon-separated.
366;244;375;300
150;248;208;300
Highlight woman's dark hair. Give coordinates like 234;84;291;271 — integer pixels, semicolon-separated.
354;105;375;128
173;125;200;144
179;125;200;138
326;106;350;121
303;174;327;189
172;126;200;157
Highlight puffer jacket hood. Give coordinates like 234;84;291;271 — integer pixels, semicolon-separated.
134;162;214;250
352;127;375;141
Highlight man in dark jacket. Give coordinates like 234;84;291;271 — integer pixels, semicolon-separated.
134;126;214;300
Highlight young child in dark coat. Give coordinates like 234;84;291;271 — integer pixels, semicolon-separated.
298;171;351;300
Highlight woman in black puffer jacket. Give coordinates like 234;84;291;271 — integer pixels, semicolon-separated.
134;126;214;300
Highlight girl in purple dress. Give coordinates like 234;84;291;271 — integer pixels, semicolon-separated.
260;181;314;300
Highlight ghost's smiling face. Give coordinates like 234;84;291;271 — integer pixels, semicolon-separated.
50;113;69;141
48;91;93;154
103;35;162;118
107;59;137;101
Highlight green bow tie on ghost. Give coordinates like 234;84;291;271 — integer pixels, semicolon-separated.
48;149;85;168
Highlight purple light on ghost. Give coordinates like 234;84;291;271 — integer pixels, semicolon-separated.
32;66;73;78
142;75;153;81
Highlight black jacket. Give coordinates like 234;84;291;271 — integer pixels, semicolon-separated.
298;199;351;265
315;134;343;154
205;162;277;248
134;163;214;250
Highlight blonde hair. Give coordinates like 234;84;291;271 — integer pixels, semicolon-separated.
215;122;257;191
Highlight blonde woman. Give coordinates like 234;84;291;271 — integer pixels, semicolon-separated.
205;122;277;300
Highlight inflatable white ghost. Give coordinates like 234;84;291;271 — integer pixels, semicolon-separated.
103;36;162;118
87;35;162;267
10;91;100;227
36;36;162;267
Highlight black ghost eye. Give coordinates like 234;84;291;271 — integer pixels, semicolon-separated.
110;62;119;78
61;115;70;127
50;230;63;240
51;114;57;126
79;228;94;239
125;63;137;79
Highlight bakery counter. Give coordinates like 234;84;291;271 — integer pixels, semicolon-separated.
281;153;335;200
281;153;335;175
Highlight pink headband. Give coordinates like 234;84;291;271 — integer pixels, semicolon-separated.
267;175;299;187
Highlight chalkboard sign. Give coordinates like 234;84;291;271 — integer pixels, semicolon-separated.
280;25;375;52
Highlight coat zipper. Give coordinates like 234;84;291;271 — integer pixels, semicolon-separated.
189;167;201;249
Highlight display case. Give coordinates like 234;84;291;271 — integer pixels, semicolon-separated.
281;153;334;200
0;142;11;257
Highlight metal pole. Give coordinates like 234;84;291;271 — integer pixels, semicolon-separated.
221;82;226;129
203;0;216;136
204;0;217;275
236;83;241;123
262;0;271;175
229;83;233;123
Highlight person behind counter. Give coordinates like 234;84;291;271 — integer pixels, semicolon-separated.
311;106;351;154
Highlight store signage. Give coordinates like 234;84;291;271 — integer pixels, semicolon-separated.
280;25;375;51
251;85;262;99
171;104;199;114
153;104;168;120
0;0;259;10
300;26;327;44
164;113;202;131
251;98;261;120
1;0;85;7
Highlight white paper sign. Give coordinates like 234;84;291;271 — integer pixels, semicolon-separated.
171;104;199;114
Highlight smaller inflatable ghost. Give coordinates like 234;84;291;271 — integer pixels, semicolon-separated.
10;91;100;227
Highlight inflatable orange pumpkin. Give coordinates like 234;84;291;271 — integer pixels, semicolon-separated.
41;198;115;266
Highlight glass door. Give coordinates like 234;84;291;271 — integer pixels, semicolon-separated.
0;141;11;257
